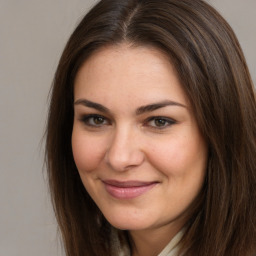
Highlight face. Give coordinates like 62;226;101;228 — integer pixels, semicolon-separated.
72;44;208;235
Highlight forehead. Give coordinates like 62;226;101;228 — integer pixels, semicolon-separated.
75;43;177;82
73;44;188;107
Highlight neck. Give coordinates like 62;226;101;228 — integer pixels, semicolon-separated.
129;222;183;256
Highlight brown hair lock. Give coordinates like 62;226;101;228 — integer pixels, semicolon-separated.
45;0;256;255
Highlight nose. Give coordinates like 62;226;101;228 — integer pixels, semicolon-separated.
105;126;145;172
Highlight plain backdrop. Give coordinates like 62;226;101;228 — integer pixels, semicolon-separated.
0;1;255;255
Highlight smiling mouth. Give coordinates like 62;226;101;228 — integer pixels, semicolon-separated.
102;180;158;199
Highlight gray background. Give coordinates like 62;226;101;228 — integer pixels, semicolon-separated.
0;1;255;255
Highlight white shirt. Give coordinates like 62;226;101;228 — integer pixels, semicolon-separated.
116;229;183;256
157;230;183;256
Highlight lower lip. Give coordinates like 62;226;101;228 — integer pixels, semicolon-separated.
103;183;157;199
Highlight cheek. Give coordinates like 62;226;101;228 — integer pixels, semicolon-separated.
146;137;186;172
71;131;105;173
147;133;207;178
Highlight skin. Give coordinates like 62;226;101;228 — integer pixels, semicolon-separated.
72;44;208;256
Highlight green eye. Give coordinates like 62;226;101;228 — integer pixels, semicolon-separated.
146;116;176;129
80;114;109;127
92;116;105;125
154;118;168;127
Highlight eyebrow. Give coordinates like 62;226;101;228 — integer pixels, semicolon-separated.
74;99;110;114
136;100;186;115
74;99;186;115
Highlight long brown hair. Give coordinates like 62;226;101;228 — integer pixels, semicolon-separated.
45;0;256;255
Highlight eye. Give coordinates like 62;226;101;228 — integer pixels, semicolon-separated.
146;116;176;129
79;114;110;127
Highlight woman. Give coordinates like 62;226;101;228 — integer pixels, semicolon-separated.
45;0;256;255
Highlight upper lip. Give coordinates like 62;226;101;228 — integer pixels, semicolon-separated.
102;180;158;188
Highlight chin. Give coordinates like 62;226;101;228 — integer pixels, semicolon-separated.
109;220;147;231
103;211;153;231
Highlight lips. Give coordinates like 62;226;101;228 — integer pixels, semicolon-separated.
102;180;158;199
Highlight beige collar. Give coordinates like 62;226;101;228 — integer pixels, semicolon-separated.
113;228;184;256
157;229;184;256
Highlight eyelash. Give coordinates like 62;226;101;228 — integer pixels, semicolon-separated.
144;116;176;129
79;114;111;127
78;114;176;129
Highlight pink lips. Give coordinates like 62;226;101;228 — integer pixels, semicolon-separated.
103;180;158;199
